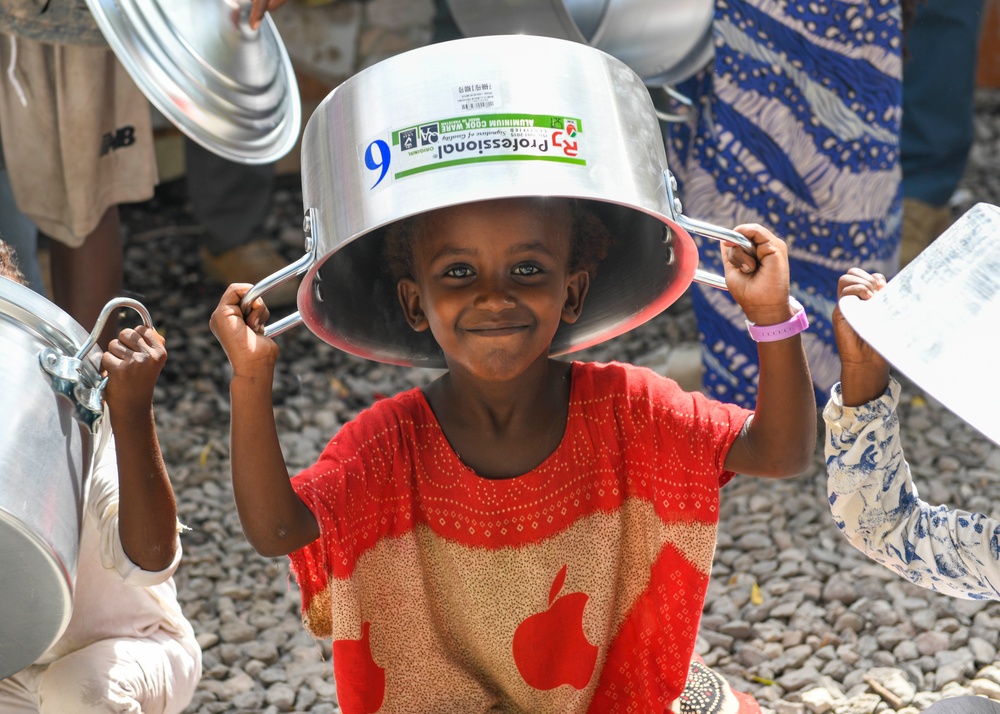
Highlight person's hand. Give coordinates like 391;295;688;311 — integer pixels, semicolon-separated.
209;283;279;376
721;223;793;326
833;268;891;405
101;325;167;415
833;268;888;367
249;0;290;31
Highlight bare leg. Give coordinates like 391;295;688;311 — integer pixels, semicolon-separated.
48;206;123;348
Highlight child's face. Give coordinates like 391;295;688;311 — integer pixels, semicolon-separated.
397;198;589;382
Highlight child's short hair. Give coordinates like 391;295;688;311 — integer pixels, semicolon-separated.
383;198;614;283
0;239;27;285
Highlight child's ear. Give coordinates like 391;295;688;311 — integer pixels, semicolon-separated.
397;279;430;332
561;270;590;324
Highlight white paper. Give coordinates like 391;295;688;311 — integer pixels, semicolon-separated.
839;202;1000;446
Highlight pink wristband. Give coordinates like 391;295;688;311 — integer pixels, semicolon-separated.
745;297;808;342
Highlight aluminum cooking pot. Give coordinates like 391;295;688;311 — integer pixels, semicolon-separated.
0;283;151;678
247;35;745;368
444;0;715;88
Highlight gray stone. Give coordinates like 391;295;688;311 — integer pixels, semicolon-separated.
970;679;1000;700
219;620;257;644
719;620;755;639
778;665;821;692
264;682;297;710
862;667;916;709
799;686;837;713
914;630;950;657
822;577;858;605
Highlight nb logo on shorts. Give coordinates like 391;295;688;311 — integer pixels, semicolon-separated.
100;126;136;156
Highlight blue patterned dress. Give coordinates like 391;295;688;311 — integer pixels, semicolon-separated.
666;0;903;406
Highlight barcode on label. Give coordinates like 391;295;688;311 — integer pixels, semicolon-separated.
460;100;496;111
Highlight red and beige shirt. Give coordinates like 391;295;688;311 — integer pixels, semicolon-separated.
289;361;753;713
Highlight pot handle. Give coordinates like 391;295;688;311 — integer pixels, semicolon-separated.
39;297;157;432
239;209;317;338
73;298;153;362
663;170;756;291
651;85;694;124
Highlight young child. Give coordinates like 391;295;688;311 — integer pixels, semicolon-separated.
826;270;1000;713
0;241;201;712
211;197;817;712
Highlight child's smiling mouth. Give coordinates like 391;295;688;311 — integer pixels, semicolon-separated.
462;322;529;337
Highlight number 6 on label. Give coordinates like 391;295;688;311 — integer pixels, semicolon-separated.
365;140;391;189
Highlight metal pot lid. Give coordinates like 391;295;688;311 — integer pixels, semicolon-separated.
84;0;301;164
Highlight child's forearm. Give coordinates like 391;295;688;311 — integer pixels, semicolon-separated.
740;336;817;477
229;373;320;557
110;406;179;572
840;362;891;407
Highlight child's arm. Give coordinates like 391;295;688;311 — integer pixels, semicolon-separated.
720;224;816;477
210;284;319;557
825;270;1000;599
101;326;178;572
832;269;891;406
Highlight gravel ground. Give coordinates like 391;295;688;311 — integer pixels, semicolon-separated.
114;89;1000;714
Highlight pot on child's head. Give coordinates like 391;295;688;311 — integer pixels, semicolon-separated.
245;35;745;367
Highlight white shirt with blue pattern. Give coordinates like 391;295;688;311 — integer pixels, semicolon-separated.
825;378;1000;601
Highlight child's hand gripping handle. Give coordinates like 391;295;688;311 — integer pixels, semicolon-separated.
688;220;756;290
663;168;757;291
39;298;155;425
237;211;319;338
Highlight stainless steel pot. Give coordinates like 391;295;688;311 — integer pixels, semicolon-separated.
444;0;715;88
0;283;151;678
247;35;744;367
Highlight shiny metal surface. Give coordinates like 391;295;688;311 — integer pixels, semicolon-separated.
444;0;714;86
839;202;1000;446
84;0;300;164
0;279;103;678
252;35;741;365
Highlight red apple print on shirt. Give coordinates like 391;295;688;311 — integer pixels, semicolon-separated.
333;621;385;714
512;564;599;690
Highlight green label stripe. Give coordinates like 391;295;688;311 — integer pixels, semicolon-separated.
392;114;583;146
394;154;586;179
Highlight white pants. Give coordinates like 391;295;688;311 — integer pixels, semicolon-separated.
0;632;200;714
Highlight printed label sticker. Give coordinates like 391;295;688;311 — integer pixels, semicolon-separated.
361;113;585;190
454;82;502;112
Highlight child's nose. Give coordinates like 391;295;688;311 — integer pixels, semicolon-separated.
473;274;516;311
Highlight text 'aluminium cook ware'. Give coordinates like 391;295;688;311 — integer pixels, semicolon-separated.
0;282;152;678
84;0;300;164
246;35;748;367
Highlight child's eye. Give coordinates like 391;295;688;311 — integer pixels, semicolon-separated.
512;264;542;276
444;266;474;279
